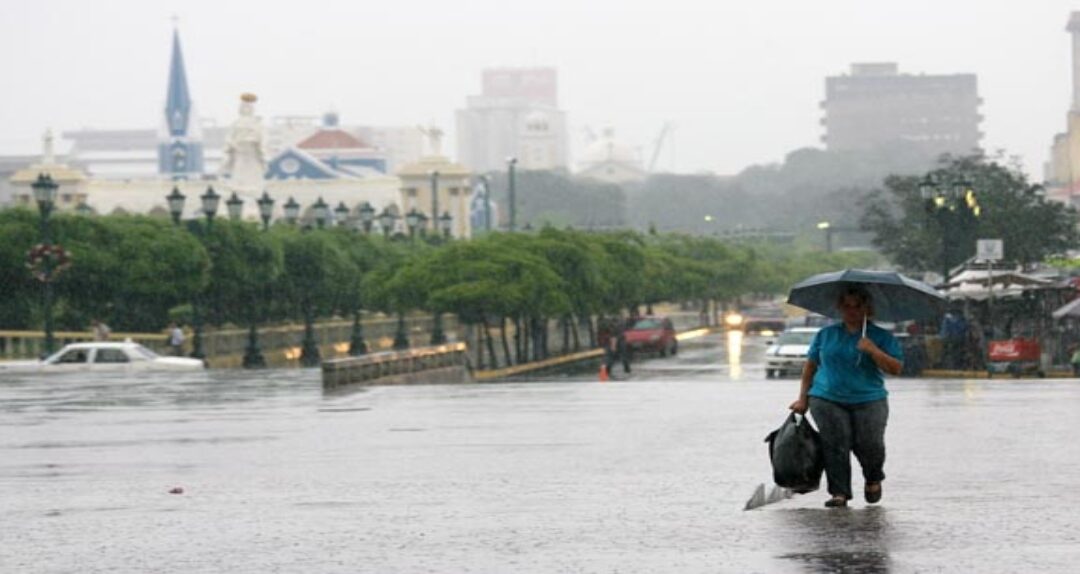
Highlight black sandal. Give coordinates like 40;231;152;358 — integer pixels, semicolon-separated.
865;482;882;504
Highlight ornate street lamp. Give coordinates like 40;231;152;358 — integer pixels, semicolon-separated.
166;186;186;225
439;211;453;239
378;206;398;238
200;186;221;222
75;202;94;217
226;192;244;221
334;201;350;227
188;186;221;361
359;201;376;235
919;175;980;283
283;196;300;225
243;192;275;369
31;173;59;355
405;207;422;238
507;156;518;231
312;196;330;229
256;191;275;230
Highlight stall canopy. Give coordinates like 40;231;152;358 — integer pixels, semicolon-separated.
940;269;1057;301
1052;297;1080;319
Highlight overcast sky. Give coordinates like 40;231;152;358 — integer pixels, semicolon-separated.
1;0;1077;177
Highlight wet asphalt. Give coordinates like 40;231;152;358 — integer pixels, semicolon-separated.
2;331;1079;573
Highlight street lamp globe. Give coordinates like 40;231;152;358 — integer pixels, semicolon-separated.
283;196;300;225
334;201;350;227
256;191;275;229
439;211;453;237
918;176;936;201
166;186;186;224
359;201;376;234
31;173;58;207
378;207;397;236
312;196;330;228
75;202;94;217
226;192;244;221
405;208;421;234
200;186;221;221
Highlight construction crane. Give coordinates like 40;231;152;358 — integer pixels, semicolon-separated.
648;122;674;172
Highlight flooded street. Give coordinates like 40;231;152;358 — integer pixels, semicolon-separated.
3;333;1080;573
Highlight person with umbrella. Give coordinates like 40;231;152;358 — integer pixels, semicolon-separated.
786;270;943;508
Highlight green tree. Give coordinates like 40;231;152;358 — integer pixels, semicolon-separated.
860;155;1080;276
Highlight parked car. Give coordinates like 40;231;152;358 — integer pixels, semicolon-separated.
0;341;206;373
623;316;678;356
765;327;820;378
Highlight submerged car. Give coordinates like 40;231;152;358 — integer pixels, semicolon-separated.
0;341;206;372
623;316;678;356
764;327;820;378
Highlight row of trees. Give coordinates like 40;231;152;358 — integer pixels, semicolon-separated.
0;208;876;365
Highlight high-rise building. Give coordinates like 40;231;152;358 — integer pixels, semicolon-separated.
821;63;982;156
456;68;568;173
1046;12;1080;205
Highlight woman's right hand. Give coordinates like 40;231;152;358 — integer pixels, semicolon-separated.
789;398;808;414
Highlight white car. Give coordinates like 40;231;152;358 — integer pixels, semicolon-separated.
765;327;820;378
0;341;206;372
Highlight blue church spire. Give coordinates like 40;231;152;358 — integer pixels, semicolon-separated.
165;29;192;137
158;26;203;178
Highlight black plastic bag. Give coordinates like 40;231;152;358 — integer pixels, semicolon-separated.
764;412;824;494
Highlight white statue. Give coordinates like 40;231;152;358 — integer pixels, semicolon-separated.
42;129;56;165
417;124;444;157
221;93;266;192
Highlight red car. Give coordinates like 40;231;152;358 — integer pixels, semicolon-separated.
623;316;678;356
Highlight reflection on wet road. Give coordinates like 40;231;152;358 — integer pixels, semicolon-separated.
2;332;1080;572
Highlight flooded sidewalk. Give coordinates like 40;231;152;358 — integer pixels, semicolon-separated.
1;362;1079;572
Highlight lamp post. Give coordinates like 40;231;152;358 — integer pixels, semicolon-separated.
479;175;492;233
378;206;397;238
507;157;518;231
430;170;440;234
334;201;350;228
311;197;330;229
242;192;275;369
920;175;980;284
166;186;186;225
358;201;376;235
31;174;59;355
189;186;221;360
75;202;94;217
256;191;275;230
817;221;834;253
283;196;300;226
226;192;243;221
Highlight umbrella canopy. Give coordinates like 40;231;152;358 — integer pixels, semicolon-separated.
787;268;946;323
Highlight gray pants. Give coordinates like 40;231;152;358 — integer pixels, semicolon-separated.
809;396;889;500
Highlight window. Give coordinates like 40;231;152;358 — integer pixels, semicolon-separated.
94;349;130;364
56;350;88;364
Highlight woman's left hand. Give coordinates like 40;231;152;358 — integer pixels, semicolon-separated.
857;337;879;355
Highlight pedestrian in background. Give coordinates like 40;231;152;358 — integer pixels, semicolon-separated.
168;322;186;356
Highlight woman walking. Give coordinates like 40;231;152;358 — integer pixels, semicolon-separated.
789;285;903;508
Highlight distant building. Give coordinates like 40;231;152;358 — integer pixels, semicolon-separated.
821;63;982;156
456;67;569;173
1046;12;1080;206
576;128;647;184
158;29;205;179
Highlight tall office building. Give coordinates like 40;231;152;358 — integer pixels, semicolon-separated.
456;68;569;173
821;63;982;156
1046;12;1080;204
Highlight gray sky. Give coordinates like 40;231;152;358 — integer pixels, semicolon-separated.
1;0;1077;177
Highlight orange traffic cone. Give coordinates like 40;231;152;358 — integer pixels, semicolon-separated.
599;363;609;382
